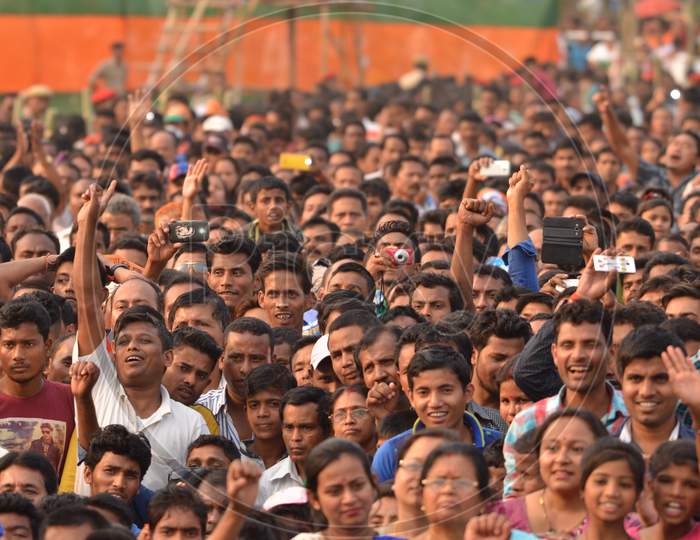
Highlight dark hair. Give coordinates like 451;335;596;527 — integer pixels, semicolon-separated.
84;425;152;480
469;309;532;351
378;409;419;440
147;485;207;534
173;242;212;268
209;234;261;274
616;217;656;247
131;149;166;172
474;264;513;287
328;309;379;335
354;325;402;376
245;363;297;399
0;452;57;496
553;299;612;344
610;190;639;214
186;434;241;463
305;439;373;495
410;272;464;312
580;437;645;493
421;442;491;501
414;322;474;367
258;252;311;295
638;275;678;299
317;294;373;335
249;176;291;204
167;287;230;332
649;440;699;479
483;438;505;468
273;327;301;347
21;176;60;209
330;384;369;413
280;386;332;437
360;179;391;204
38;492;84;515
85;493;135;528
638;198;674;227
0;300;51;340
660;317;700;345
644;253;690;284
372;219;420;258
7;206;45;229
300;217;340;243
662;283;700;309
612;301;667;328
381;305;425;326
12;292;63;330
40;505;110;538
0;493;41;539
327;188;368;215
172;326;222;366
224;316;273;352
329;261;375;301
617;325;685;375
11;228;60;256
407;345;470;390
515;293;554;315
534;409;608;455
114;305;173;350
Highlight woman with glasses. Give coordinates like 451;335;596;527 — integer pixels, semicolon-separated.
291;438;403;540
414;442;499;540
331;386;377;456
384;429;459;538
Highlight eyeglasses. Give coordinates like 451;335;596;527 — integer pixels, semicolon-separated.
331;408;370;423
174;262;208;274
398;460;424;473
421;477;479;491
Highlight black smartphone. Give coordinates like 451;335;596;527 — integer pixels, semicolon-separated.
541;217;585;271
21;118;32;152
168;221;209;243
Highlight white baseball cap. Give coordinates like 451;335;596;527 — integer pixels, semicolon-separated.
310;334;331;370
202;114;233;133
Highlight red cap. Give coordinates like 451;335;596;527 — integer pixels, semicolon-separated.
92;88;117;104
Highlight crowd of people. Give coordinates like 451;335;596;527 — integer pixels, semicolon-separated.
0;8;700;540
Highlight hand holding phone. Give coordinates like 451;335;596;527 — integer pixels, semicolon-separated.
168;220;209;243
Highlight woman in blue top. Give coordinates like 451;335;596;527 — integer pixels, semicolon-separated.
292;438;403;540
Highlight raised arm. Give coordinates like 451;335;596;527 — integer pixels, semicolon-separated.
0;256;58;301
505;165;539;292
127;89;150;154
70;360;101;450
451;198;494;312
143;223;178;281
181;159;208;221
74;182;116;355
208;460;262;540
594;88;640;180
31;121;67;215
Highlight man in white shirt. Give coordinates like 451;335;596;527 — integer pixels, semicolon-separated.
74;182;208;492
255;386;331;506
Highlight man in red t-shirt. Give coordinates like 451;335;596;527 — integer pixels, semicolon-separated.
0;301;75;476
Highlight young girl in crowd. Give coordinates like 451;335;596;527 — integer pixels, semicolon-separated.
497;358;533;426
639;440;700;540
493;408;608;537
638;198;674;240
578;437;645;540
331;385;377;457
414;442;493;540
292;438;403;540
384;429;459;538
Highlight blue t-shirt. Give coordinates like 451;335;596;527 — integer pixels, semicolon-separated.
371;412;502;483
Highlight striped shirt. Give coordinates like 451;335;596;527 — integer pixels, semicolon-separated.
503;383;627;497
196;387;245;454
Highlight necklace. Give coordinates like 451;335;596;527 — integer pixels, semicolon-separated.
538;489;585;538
